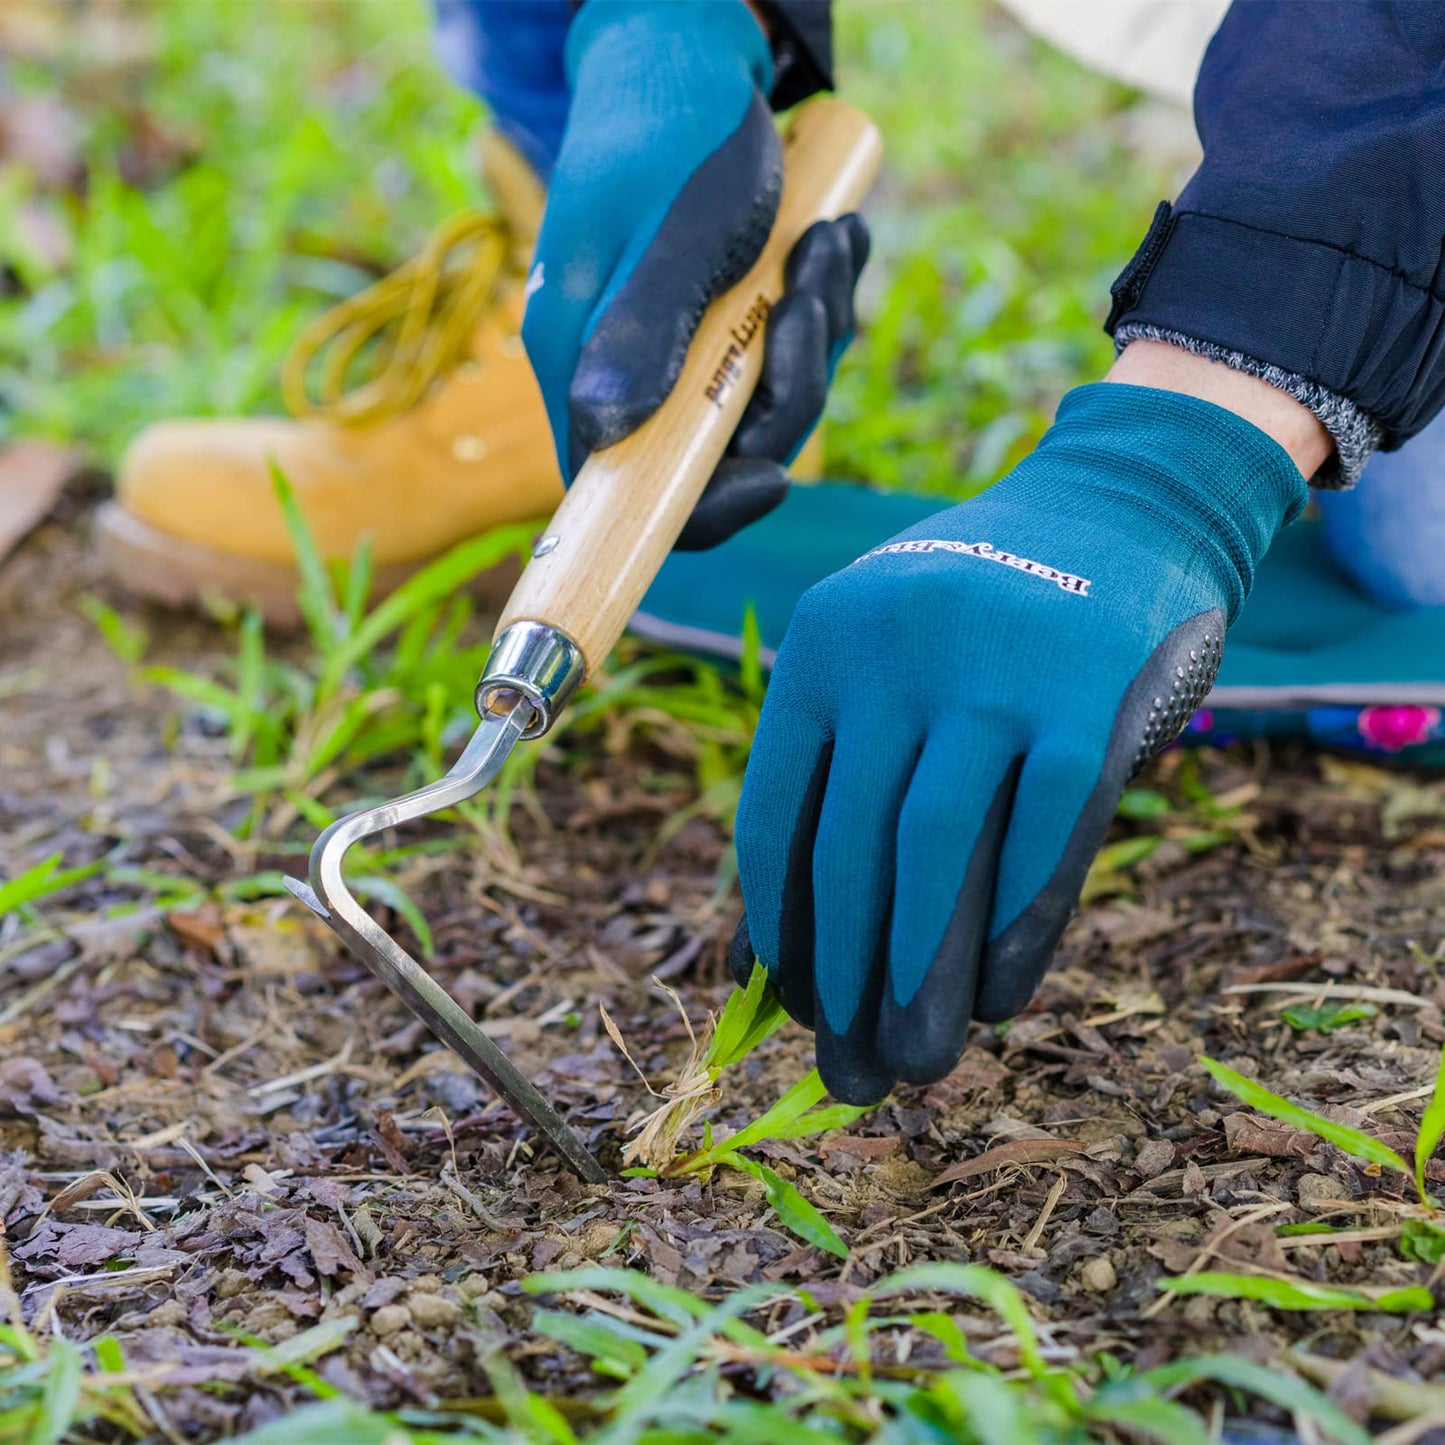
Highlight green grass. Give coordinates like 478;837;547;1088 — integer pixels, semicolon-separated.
1;1250;1374;1445
0;0;483;461
829;2;1177;496
1;0;1178;493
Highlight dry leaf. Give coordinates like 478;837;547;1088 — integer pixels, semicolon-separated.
930;1138;1088;1188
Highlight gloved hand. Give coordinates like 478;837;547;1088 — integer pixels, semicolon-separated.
731;383;1308;1103
522;0;868;550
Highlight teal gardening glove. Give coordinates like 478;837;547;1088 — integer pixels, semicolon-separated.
732;384;1309;1103
523;0;869;549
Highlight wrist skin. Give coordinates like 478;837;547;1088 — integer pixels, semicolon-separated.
1106;339;1333;481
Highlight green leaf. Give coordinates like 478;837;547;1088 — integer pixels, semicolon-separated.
140;664;243;718
1093;835;1161;871
1116;788;1171;820
221;871;296;903
1280;1002;1377;1034
1159;1271;1431;1313
1084;1394;1214;1445
0;1323;40;1364
709;1072;828;1157
1399;1217;1445;1265
340;531;375;634
766;1101;873;1141
230;608;269;761
252;1315;358;1373
0;855;102;918
719;1151;848;1258
482;1350;578;1444
869;1262;1046;1380
532;1309;649;1381
1415;1040;1445;1205
35;1336;82;1445
1139;1352;1374;1445
738;604;765;701
602;1283;777;1423
908;1311;979;1367
92;1336;126;1373
78;595;148;666
706;963;787;1071
270;461;340;661
1200;1055;1411;1179
927;1368;1045;1445
350;876;434;959
225;1399;411;1445
316;522;535;696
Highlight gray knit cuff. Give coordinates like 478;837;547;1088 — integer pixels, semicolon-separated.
1113;323;1383;489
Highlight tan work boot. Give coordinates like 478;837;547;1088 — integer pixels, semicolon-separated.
96;133;564;626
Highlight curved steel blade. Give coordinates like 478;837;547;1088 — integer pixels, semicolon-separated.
284;703;605;1183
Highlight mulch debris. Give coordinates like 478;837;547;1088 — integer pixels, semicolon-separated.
4;511;1445;1435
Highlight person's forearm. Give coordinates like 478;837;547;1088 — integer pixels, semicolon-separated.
1106;339;1332;481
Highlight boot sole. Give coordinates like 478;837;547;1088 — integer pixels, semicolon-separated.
94;502;524;630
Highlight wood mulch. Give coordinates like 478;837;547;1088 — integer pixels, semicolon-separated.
4;495;1445;1437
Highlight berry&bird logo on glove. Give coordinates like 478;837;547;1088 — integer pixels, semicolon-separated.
854;539;1092;595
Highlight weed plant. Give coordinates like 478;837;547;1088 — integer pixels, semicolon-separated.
1154;1047;1445;1312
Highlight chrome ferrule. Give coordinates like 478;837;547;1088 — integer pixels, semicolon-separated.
476;621;585;739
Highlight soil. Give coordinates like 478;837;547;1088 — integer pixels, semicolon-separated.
4;485;1445;1439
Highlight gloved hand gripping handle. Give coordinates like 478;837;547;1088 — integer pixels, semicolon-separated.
292;99;882;1180
478;98;884;732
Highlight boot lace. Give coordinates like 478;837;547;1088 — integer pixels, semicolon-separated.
281;208;517;429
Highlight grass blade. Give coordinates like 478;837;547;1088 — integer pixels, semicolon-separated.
1159;1271;1431;1313
269;460;340;659
347;877;434;960
1415;1041;1445;1204
1139;1352;1374;1445
78;595;148;666
532;1309;650;1381
35;1336;82;1445
316;522;535;695
705;964;787;1070
0;855;102;918
930;1368;1046;1445
1200;1055;1411;1179
720;1151;848;1258
1084;1394;1214;1445
869;1262;1046;1379
710;1072;828;1156
767;1101;873;1141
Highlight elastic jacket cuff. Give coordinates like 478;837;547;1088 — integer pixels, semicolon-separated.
1106;200;1444;455
1112;323;1384;489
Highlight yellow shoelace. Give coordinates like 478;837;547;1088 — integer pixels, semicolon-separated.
281;209;517;429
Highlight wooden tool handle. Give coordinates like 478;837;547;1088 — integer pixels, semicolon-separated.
495;97;884;677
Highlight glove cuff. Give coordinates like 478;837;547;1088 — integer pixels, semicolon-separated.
1030;382;1309;622
566;1;776;99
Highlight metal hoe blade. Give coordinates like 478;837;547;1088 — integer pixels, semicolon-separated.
284;701;606;1183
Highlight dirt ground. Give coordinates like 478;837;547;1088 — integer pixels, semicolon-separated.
4;487;1445;1439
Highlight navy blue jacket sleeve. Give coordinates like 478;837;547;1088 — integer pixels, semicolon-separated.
762;0;832;107
1107;1;1445;453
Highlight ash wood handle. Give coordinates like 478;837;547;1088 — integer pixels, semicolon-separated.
495;97;883;678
